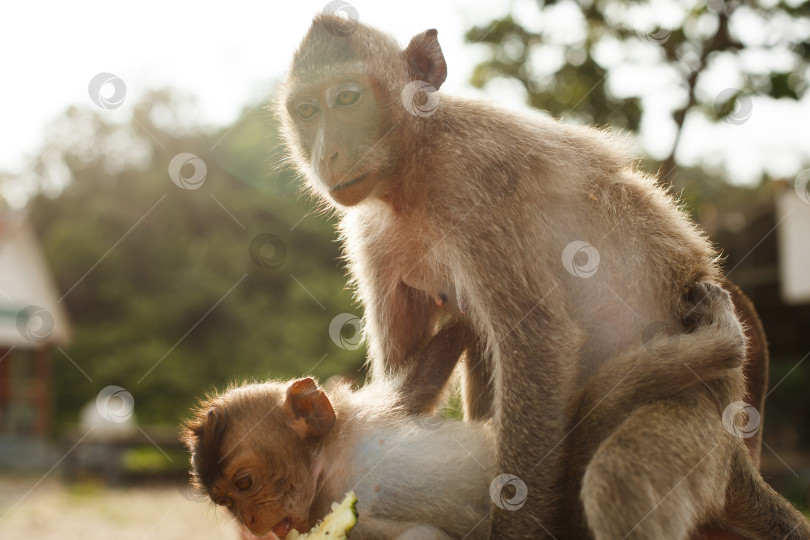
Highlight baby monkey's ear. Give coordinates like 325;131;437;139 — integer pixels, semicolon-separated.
284;377;336;438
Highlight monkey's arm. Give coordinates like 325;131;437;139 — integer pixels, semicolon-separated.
395;318;475;415
357;265;436;379
460;337;494;420
581;282;745;415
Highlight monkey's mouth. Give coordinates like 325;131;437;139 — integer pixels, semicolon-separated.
271;517;292;538
329;173;369;193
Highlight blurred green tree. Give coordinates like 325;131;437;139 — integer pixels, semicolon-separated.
467;0;810;181
18;90;365;428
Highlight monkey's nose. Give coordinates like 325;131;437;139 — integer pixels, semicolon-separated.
319;152;339;177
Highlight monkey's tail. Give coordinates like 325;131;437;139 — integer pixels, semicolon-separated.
723;447;810;540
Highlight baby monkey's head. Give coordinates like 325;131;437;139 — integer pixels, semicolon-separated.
181;378;336;539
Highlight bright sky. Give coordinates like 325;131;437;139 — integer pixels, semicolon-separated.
1;0;809;196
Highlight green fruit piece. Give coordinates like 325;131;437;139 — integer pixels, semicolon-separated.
287;491;358;540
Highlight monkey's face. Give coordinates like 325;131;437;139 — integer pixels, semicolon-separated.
284;73;393;207
207;447;316;538
280;17;448;209
183;378;337;539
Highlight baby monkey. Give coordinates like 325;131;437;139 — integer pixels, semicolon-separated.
183;377;494;539
182;283;808;539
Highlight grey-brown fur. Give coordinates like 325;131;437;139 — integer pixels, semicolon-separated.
568;283;808;539
277;15;809;539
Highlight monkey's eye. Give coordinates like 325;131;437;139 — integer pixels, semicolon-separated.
234;476;252;491
336;89;360;106
297;103;318;119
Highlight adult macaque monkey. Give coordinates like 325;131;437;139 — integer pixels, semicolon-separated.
277;15;800;538
181;285;808;539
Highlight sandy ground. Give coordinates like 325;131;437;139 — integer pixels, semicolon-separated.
0;476;240;539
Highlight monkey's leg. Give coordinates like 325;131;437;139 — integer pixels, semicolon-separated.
581;397;729;540
581;281;746;415
559;281;744;538
488;308;585;539
695;280;770;540
397;318;474;415
723;443;810;540
722;279;768;469
460;336;494;420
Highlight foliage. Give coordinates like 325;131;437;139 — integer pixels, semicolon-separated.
466;0;810;178
121;447;188;473
22;90;365;429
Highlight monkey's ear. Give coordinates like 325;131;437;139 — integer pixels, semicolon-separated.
284;377;336;438
405;29;447;89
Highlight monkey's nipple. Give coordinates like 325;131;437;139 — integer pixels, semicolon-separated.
436;292;448;307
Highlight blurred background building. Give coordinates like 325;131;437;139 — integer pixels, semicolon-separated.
0;212;71;468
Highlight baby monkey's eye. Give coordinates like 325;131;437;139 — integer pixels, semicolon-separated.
235;476;252;491
297;103;318;119
336;90;360;106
